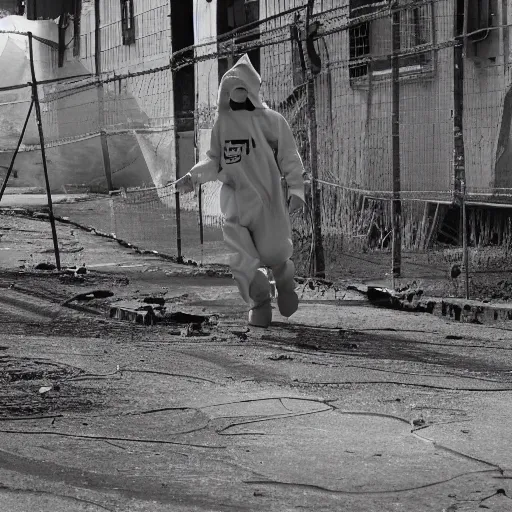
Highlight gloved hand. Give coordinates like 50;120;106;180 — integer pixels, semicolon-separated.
288;194;304;213
174;173;194;194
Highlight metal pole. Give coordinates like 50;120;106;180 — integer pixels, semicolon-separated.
172;72;182;262
198;183;204;246
391;3;402;284
0;99;34;203
27;32;61;270
175;191;182;261
169;0;183;262
305;0;325;278
307;78;326;278
455;0;467;295
454;2;466;198
462;180;469;299
94;0;113;191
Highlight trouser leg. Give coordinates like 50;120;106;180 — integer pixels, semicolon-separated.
250;206;298;318
220;184;264;304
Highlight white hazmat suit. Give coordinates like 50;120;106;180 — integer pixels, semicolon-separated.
182;55;305;326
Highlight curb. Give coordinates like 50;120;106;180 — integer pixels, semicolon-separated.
363;285;512;325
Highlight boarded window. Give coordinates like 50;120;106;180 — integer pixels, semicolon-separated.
121;0;135;46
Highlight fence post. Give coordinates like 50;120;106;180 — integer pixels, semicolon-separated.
461;180;469;299
171;69;183;262
455;0;467;293
27;32;61;271
94;0;113;192
391;2;401;285
306;0;325;279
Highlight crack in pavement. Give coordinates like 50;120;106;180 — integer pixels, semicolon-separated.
345;364;510;384
0;484;115;511
242;469;501;495
0;429;226;449
217;407;333;435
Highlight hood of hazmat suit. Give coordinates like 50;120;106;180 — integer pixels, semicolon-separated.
217;54;267;112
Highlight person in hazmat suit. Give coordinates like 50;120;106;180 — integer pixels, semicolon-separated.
175;54;306;328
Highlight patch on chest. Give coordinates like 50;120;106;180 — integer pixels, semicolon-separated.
223;138;256;165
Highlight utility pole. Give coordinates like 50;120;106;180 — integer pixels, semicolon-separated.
94;0;113;191
391;2;401;283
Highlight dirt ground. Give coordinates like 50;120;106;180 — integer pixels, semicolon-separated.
1;212;512;511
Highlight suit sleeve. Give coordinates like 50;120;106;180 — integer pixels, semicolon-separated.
275;112;305;202
189;120;222;185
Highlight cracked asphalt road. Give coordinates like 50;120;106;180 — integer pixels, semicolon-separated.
0;214;512;511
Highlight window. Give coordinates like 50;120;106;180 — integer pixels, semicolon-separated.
16;1;25;16
121;0;135;46
217;0;260;81
349;1;434;81
466;0;493;39
73;0;81;57
349;22;370;79
464;0;499;61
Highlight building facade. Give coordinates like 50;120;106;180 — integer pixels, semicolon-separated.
190;0;512;242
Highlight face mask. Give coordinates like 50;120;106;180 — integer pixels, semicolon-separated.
230;87;248;103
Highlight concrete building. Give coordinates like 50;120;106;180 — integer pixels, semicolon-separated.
3;0;512;246
190;0;512;244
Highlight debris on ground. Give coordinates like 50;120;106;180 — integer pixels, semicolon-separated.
35;262;57;271
62;289;115;306
268;354;294;361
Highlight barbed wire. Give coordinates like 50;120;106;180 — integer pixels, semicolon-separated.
0;29;59;48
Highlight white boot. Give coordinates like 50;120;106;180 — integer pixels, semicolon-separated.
248;268;272;328
273;260;299;318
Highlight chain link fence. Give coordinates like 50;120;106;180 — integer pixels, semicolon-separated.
2;1;512;300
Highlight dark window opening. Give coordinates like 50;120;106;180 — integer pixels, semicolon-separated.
466;0;493;39
26;0;75;20
73;0;81;57
217;0;260;83
15;0;25;15
121;0;135;45
464;0;499;61
171;0;195;133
